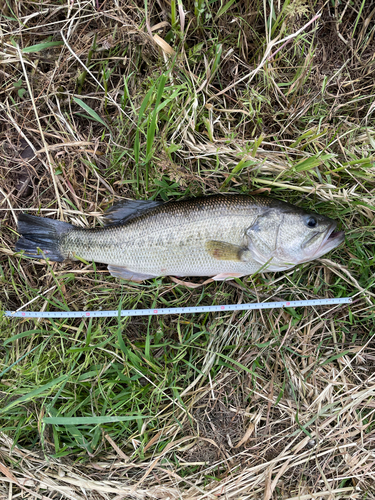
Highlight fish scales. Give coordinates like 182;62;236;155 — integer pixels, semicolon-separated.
61;195;267;277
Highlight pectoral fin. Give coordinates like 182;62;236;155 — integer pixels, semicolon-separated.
206;240;251;262
108;265;158;282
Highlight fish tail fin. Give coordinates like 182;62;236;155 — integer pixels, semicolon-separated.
16;214;73;262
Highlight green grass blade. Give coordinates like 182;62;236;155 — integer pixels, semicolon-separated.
73;97;109;130
43;415;149;424
294;154;334;173
22;41;64;53
215;0;236;19
220;159;257;190
0;375;68;414
134;86;154;192
145;73;168;189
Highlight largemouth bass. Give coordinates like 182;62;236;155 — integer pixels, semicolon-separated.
15;195;344;282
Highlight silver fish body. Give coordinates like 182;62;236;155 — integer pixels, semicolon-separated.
16;195;345;282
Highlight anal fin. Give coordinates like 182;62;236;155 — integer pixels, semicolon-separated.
212;272;245;281
108;265;158;282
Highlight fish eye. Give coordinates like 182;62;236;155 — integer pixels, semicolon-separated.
306;216;317;228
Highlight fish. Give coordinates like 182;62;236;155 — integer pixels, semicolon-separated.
15;195;345;282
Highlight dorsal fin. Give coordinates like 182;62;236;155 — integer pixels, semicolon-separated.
103;199;164;226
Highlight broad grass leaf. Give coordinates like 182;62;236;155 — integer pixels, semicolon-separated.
43;415;149;424
0;375;68;414
73;97;109;130
215;0;236;18
294;154;334;172
22;41;64;53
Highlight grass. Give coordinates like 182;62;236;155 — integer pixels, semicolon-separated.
0;0;375;498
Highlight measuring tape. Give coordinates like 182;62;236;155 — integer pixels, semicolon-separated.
5;297;352;319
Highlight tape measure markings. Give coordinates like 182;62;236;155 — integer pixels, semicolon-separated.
5;297;352;319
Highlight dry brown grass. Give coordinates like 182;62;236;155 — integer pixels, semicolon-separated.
0;0;375;498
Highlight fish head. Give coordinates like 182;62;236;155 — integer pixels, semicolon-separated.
246;204;345;271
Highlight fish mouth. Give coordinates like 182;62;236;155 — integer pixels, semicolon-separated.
300;222;345;263
314;222;345;257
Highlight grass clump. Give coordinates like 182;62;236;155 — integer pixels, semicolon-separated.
0;0;375;498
